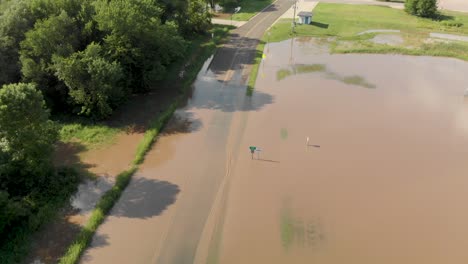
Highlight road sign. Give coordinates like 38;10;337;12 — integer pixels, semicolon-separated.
255;148;262;159
249;146;257;153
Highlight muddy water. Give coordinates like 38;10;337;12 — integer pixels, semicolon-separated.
80;54;258;263
217;38;468;264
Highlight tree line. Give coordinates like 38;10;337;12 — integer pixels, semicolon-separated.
1;0;211;119
0;0;211;257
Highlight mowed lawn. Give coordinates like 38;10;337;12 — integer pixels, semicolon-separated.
269;3;468;40
232;0;273;21
266;3;468;60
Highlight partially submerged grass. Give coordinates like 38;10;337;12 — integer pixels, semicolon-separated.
59;122;121;149
295;64;326;74
334;39;468;61
59;167;136;264
276;64;376;88
277;69;293;81
247;40;266;95
341;75;376;89
280;200;294;250
277;64;326;81
133;102;177;165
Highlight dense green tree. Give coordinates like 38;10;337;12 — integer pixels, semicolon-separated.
157;0;188;23
93;0;186;92
0;1;35;86
207;0;239;10
20;11;79;85
19;10;80;109
0;83;57;195
0;190;28;237
1;0;210;115
55;43;124;118
184;0;212;34
405;0;438;18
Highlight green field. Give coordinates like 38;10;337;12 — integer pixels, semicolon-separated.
266;3;468;61
268;3;468;42
232;0;274;21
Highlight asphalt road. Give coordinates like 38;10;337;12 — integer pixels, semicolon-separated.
80;1;294;264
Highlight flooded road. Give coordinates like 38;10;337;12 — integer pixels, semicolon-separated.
80;1;293;263
217;38;468;264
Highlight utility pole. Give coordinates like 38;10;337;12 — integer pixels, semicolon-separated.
292;0;298;33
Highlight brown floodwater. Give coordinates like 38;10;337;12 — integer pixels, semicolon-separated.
216;38;468;264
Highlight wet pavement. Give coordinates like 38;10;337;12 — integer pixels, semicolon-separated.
440;0;468;12
80;0;294;263
430;32;468;42
211;18;246;28
217;38;468;264
371;34;404;45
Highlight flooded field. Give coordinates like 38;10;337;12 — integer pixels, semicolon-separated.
216;38;468;264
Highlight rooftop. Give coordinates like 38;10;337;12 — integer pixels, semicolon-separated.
298;11;313;17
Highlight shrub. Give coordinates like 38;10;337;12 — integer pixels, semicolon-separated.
405;0;438;18
441;20;463;27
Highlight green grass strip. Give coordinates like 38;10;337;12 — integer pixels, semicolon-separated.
247;40;266;96
133;101;178;165
58;167;136;264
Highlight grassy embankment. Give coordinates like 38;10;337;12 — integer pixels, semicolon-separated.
247;3;468;93
58;25;231;264
229;0;273;21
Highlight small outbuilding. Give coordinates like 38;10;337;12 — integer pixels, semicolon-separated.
297;11;313;25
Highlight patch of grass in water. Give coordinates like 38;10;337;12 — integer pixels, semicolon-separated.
341;75;376;89
247;40;266;96
295;64;326;74
335;40;468;61
276;64;326;81
325;71;376;89
59;123;121;149
280;204;294;250
277;69;293;81
280;128;288;140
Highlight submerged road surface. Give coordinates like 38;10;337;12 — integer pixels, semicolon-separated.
80;1;293;263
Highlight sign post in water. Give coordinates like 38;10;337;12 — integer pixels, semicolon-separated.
249;146;256;159
255;148;262;160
